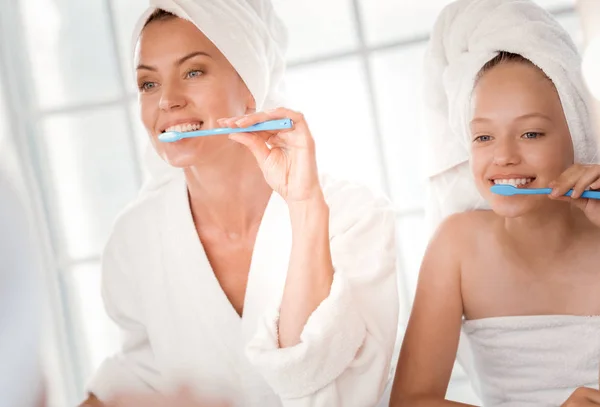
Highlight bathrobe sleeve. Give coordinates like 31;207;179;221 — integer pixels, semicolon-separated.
246;180;399;406
86;223;162;401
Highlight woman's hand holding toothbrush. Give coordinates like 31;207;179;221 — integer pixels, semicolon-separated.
218;107;324;206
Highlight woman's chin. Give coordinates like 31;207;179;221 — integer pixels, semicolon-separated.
154;137;232;168
154;141;206;168
159;151;200;169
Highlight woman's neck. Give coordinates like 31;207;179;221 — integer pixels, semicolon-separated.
184;145;272;235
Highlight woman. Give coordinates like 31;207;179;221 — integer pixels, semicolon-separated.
81;0;399;406
390;0;600;406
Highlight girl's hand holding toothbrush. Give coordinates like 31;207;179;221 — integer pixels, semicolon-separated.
549;164;600;227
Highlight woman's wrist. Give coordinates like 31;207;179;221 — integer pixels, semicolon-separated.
287;194;329;229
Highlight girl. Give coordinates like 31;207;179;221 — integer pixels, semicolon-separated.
391;0;600;406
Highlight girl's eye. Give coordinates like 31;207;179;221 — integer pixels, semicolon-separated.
474;135;492;143
522;132;543;139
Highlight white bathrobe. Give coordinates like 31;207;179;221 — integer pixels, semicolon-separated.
87;171;399;407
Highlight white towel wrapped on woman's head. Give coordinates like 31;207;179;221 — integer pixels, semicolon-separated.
130;0;288;191
423;0;599;233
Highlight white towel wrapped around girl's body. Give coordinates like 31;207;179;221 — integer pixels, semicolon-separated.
461;316;600;407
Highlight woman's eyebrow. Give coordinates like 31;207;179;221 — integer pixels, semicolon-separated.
136;51;212;71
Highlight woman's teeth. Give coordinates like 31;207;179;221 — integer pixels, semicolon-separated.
165;123;202;133
493;178;534;187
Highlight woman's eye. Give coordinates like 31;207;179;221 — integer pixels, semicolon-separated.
186;70;203;79
139;82;157;92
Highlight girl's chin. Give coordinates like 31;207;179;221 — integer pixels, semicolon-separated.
488;196;547;218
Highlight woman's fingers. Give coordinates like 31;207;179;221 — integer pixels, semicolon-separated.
220;108;314;151
220;107;305;131
235;107;305;127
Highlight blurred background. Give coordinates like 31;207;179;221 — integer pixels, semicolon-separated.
0;0;598;406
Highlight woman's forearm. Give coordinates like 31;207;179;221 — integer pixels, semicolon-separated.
278;196;334;348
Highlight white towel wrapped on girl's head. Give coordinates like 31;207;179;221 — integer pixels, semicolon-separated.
423;0;599;233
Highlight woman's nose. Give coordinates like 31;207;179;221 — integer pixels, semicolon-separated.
158;82;187;111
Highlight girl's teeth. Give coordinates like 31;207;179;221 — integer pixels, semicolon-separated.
165;123;202;133
493;178;533;187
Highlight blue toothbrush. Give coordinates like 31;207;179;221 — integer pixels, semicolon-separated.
491;184;600;199
158;118;293;143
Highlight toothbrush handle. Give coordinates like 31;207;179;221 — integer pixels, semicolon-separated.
229;118;293;134
561;190;600;199
578;190;600;199
528;188;553;195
